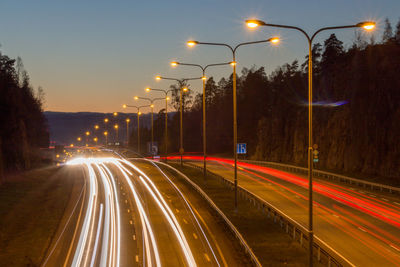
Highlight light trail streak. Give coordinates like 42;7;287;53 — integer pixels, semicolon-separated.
176;156;400;228
118;158;197;267
150;160;221;266
90;204;103;267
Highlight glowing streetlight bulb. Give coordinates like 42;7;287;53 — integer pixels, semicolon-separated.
77;137;81;141
182;87;188;92
170;61;179;67
270;37;280;44
230;61;237;66
187;40;198;47
104;131;108;136
113;112;118;117
245;19;265;28
145;87;151;92
134;96;139;100
202;76;206;80
155;76;161;80
166;96;170;100
150;104;154;108
104;118;109;123
86;131;90;136
94;125;99;130
126;118;130;123
122;104;127;108
114;124;118;129
357;21;376;30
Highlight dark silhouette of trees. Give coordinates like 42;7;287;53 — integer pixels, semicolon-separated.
0;51;48;179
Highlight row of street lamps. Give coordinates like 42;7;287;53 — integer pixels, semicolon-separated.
76;112;133;146
127;18;375;266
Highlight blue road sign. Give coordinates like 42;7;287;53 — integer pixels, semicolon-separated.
237;143;247;154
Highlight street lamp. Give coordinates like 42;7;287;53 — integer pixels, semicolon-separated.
104;131;108;145
85;131;90;146
170;60;231;179
245;18;375;266
93;137;98;146
126;118;130;145
145;87;173;162
134;96;165;156
123;104;151;154
155;75;202;166
94;125;99;130
114;124;119;142
187;37;280;210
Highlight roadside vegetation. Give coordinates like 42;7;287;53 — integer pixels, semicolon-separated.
0;166;72;266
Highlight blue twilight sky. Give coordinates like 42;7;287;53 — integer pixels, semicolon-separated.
0;0;398;112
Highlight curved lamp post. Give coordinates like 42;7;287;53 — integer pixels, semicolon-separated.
170;61;231;179
155;76;202;166
187;37;280;210
145;88;173;162
245;19;375;266
123;104;151;154
134;96;165;156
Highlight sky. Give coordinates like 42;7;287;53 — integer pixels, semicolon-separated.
0;0;399;113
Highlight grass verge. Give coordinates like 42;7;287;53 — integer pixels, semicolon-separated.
0;166;73;266
170;163;308;267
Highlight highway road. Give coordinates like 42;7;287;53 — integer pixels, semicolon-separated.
182;156;400;266
42;151;248;266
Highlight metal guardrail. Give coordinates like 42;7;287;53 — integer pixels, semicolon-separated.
183;161;355;267
155;161;262;267
241;159;400;195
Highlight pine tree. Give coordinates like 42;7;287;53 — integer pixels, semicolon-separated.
382;18;393;43
395;18;400;44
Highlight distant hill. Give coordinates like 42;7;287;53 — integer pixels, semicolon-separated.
45;111;154;145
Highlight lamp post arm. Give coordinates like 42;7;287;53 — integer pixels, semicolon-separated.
233;38;278;54
310;25;358;42
196;41;234;53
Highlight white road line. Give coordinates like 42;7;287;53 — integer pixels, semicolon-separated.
204;253;211;262
394;202;400;206
381;198;389;202
390;244;400;252
358;227;367;232
333;214;340;218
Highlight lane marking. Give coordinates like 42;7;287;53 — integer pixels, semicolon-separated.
358;227;367;232
135;255;139;262
183;219;188;224
129;220;133;225
125;199;128;204
133;234;136;240
390;244;400;252
175;208;180;213
193;233;198;239
381;198;389;202
394;202;400;206
204;253;211;262
332;214;340;218
127;209;130;213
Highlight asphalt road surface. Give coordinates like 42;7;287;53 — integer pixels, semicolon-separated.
183;156;400;267
42;151;247;266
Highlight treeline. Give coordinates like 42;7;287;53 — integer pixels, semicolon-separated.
132;18;400;182
0;51;49;178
